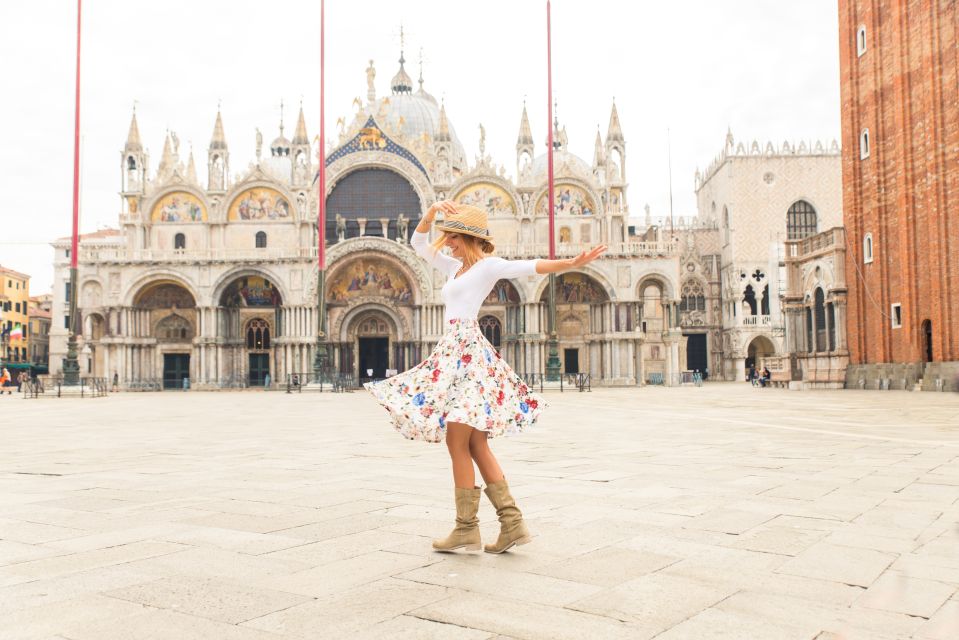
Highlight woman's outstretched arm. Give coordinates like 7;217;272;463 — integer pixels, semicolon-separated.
534;245;608;274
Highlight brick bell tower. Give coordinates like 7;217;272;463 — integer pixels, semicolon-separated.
839;0;959;390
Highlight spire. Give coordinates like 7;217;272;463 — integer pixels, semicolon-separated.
606;99;623;142
292;103;309;145
436;100;451;142
417;47;424;92
125;107;142;151
391;26;413;94
157;132;175;178
279;99;285;138
593;127;605;166
209;108;227;150
517;101;533;146
186;146;198;184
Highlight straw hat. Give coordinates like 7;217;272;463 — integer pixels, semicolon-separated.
434;203;494;245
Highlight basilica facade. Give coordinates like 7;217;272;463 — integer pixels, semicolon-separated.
48;53;683;389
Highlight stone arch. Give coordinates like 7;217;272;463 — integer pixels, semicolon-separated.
450;175;522;218
531;178;603;218
211;266;289;309
534;267;615;303
746;334;778;367
124;272;199;308
326;154;436;225
154;312;195;342
333;301;409;342
326;250;419;307
324;237;432;303
635;273;676;302
244;316;272;349
483;279;524;305
142;185;210;225
223;180;298;223
84;312;107;341
786;198;820;240
130;278;198;309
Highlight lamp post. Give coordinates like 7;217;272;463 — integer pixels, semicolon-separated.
311;0;330;383
545;0;561;381
63;0;83;386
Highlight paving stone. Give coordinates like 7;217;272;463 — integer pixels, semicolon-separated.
4;386;959;638
917;599;959;640
856;571;956;617
776;542;896;587
104;575;311;624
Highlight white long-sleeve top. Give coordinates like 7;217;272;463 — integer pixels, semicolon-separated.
411;230;538;323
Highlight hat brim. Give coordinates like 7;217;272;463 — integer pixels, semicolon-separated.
434;221;493;242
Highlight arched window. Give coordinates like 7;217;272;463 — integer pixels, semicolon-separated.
743;284;757;316
814;288;826;352
863;233;874;263
860;129;870;159
857;25;867;56
255;231;267;248
805;306;813;352
174;233;186;250
827;302;836;351
787;200;818;240
246;318;271;350
680;280;706;313
127;156;137;170
479;315;502;348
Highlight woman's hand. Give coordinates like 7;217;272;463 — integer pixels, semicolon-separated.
567;244;608;269
426;199;458;222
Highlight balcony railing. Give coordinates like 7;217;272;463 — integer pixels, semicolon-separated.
740;314;772;327
77;239;679;264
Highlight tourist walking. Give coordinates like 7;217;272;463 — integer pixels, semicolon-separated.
0;367;11;395
366;201;606;553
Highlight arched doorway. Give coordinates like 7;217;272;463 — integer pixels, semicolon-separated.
541;271;609;375
746;335;776;376
921;319;933;363
218;275;283;386
245;318;272;386
352;312;393;381
132;280;197;385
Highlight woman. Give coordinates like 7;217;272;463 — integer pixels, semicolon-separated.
366;201;606;553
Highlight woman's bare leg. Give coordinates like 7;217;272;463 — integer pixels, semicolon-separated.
445;422;476;489
469;429;505;485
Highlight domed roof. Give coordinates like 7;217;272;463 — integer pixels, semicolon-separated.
530;149;592;179
359;51;469;171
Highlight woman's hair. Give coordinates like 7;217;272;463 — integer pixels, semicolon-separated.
431;231;494;269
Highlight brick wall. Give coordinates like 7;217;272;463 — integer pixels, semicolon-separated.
840;0;958;365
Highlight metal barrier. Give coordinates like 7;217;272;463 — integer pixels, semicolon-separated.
31;376;109;398
286;371;355;393
21;379;44;398
518;373;591;392
127;378;162;392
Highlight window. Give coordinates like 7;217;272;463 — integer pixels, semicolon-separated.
891;303;902;328
863;233;874;263
787;200;818;240
860;129;870;159
174;233;186;250
680;280;706;313
15;302;20;314
857;25;867;56
805;306;813;352
814;288;826;351
479;315;502;348
65;281;72;303
246;318;271;349
255;231;267;248
64;315;71;329
827;302;836;351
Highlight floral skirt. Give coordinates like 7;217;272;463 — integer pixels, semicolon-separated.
365;318;546;443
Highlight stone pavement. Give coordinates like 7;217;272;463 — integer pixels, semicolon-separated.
1;384;958;639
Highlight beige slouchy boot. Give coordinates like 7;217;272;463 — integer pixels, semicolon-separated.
432;486;482;552
483;479;531;554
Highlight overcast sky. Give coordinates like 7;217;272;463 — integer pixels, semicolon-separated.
0;0;840;293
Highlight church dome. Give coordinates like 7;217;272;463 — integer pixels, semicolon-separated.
530;149;592;179
366;52;468;171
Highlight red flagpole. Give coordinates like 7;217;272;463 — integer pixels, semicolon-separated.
546;0;555;260
317;0;326;270
71;0;82;270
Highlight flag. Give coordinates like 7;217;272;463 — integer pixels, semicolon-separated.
9;325;23;340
